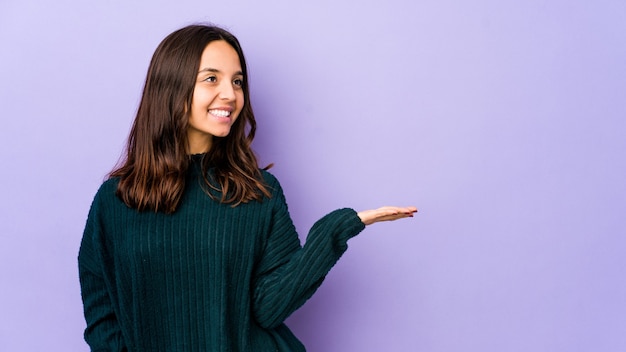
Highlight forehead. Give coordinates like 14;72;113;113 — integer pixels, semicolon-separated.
198;40;242;71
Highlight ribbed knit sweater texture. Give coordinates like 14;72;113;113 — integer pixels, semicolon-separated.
78;157;365;351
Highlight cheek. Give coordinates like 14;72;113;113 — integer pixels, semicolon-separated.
189;92;199;112
191;91;210;113
236;92;245;111
192;86;212;106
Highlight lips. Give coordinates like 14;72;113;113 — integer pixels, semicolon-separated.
208;109;231;118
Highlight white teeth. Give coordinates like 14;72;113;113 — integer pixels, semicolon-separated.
208;109;230;117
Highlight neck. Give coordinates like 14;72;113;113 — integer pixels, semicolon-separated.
187;133;213;154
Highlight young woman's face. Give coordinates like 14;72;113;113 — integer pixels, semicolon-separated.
187;40;244;154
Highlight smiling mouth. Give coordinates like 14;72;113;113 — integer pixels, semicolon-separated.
208;109;231;118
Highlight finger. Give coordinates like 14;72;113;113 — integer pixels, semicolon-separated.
375;211;415;222
379;206;417;216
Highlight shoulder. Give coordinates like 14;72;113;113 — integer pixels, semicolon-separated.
258;169;287;202
259;169;280;188
94;177;120;199
88;177;122;212
82;178;122;238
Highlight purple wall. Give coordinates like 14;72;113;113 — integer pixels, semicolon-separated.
1;1;625;351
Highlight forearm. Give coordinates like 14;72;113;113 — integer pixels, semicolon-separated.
252;208;365;328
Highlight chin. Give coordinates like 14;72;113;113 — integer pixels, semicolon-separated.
213;130;232;137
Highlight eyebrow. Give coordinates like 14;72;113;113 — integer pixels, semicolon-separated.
198;67;243;76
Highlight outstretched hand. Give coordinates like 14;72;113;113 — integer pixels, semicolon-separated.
357;206;418;226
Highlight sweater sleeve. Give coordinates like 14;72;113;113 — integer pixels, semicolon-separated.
78;185;127;352
252;175;366;329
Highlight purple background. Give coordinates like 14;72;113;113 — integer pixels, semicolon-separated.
1;1;625;351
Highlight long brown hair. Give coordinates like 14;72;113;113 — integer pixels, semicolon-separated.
110;24;270;213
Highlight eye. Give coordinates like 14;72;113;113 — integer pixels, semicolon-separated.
233;78;244;87
203;76;217;83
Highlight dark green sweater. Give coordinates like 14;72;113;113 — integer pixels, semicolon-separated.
78;159;365;351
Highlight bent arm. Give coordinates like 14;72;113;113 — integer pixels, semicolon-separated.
250;174;417;329
252;205;365;329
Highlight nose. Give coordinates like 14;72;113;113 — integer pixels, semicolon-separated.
218;80;236;101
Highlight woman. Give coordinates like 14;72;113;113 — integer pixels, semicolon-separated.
78;24;417;351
